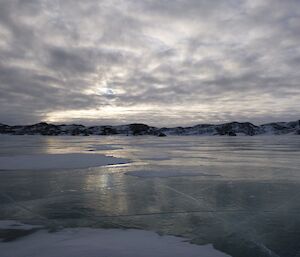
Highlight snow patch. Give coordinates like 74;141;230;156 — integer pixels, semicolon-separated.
0;153;129;170
0;226;230;257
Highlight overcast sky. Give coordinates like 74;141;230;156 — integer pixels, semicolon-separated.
0;0;299;126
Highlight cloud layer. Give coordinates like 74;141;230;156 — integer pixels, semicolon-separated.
0;0;299;126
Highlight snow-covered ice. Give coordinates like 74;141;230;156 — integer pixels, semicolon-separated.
0;225;229;257
0;153;129;170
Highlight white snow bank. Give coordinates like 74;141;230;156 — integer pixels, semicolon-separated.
0;153;129;170
126;170;221;178
0;227;229;257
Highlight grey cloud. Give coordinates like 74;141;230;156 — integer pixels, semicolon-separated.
0;0;299;126
47;47;97;74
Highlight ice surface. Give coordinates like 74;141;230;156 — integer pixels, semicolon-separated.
126;170;221;178
87;144;123;151
1;135;300;257
0;153;129;170
0;226;230;257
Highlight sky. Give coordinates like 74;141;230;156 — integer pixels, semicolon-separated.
0;0;299;126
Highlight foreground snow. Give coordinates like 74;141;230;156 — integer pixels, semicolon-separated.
0;153;129;170
0;223;229;257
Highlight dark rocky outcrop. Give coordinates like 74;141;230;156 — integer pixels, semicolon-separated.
129;124;151;135
215;122;258;136
101;126;118;135
158;132;167;137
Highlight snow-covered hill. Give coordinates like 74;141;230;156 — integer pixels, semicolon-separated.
0;121;299;136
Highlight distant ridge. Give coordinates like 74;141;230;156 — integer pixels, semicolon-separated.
0;120;299;136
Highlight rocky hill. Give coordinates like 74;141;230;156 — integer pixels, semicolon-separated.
0;121;299;136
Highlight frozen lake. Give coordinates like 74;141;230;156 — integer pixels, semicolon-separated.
0;135;300;257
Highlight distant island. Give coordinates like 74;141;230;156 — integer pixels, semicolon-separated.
0;120;299;137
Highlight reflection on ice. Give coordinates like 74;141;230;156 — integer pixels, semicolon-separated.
126;169;222;177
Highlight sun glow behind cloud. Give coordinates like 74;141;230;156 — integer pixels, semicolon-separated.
45;104;222;125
